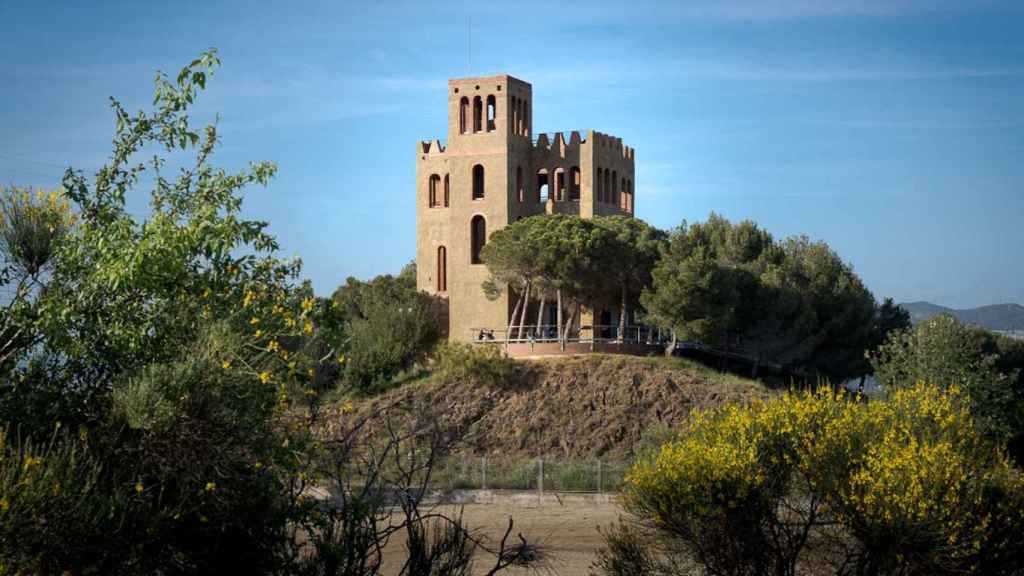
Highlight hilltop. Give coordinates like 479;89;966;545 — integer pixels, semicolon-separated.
328;354;770;460
901;301;1024;332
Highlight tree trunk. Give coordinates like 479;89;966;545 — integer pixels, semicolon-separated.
518;281;530;342
556;289;563;342
535;292;546;338
618;283;627;343
665;330;677;357
561;302;578;350
505;286;523;353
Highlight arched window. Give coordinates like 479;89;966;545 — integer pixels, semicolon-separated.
570;166;581;201
473;96;483;133
536;168;549;203
554;167;566;202
436;246;447;292
472;164;485;199
607;170;614;206
459;97;469;135
628;179;634;213
443;174;450;207
428;174;440;207
596;168;604;203
511;96;518;135
516;166;524;202
621;177;627;210
470;215;486;264
517;98;523;135
486;95;496;132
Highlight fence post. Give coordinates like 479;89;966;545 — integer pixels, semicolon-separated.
597;459;603;494
481;456;487;490
537;458;544;495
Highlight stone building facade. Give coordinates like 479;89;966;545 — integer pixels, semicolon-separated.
415;74;635;342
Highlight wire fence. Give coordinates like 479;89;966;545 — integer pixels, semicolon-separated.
433;455;631;494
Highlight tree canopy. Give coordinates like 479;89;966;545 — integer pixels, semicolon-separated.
641;214;879;383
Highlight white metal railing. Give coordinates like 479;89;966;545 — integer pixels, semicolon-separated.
470;324;665;345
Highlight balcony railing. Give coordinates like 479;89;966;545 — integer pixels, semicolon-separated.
470;324;665;345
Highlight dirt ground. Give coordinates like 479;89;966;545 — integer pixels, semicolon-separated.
380;500;622;576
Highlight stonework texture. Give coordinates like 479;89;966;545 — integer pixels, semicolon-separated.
416;74;636;342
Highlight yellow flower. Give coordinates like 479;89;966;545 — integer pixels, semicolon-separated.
342;400;354;414
22;456;42;471
285;318;297;328
0;496;8;512
307;368;315;378
303;320;313;334
259;371;271;384
337;354;346;365
253;461;263;470
205;482;217;492
222;360;231;370
301;297;315;313
249;317;260;325
254;329;263;338
267;340;280;353
243;291;256;307
135;482;144;494
202;287;212;299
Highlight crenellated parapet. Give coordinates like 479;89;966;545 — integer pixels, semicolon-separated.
418;139;447;155
531;130;633;161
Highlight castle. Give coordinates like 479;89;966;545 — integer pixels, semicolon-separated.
416;74;636;343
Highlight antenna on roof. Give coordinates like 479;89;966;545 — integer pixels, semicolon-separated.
467;16;472;75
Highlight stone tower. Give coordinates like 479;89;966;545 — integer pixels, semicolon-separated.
416;74;636;342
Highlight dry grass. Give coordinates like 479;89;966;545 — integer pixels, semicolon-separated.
380;501;622;576
327;353;771;460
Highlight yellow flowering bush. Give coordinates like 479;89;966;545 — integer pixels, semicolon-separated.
610;383;1024;576
0;186;77;280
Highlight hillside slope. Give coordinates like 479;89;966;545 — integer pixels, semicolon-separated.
901;301;1024;331
332;355;770;460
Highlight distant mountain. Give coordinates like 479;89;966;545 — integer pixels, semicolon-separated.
900;301;1024;332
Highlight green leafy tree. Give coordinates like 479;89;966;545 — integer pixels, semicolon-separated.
481;214;615;347
641;214;876;382
593;216;667;342
331;264;443;392
480;216;548;340
640;223;738;355
0;51;541;576
871;314;1023;454
0;49;324;574
0;186;77;371
769;235;876;383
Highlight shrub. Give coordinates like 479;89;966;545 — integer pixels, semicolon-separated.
434;342;515;386
599;383;1024;576
872;314;1024;462
332;266;444;392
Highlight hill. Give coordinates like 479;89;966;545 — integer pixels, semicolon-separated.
900;301;1024;332
326;354;770;460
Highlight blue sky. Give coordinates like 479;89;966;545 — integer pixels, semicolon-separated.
1;1;1022;308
